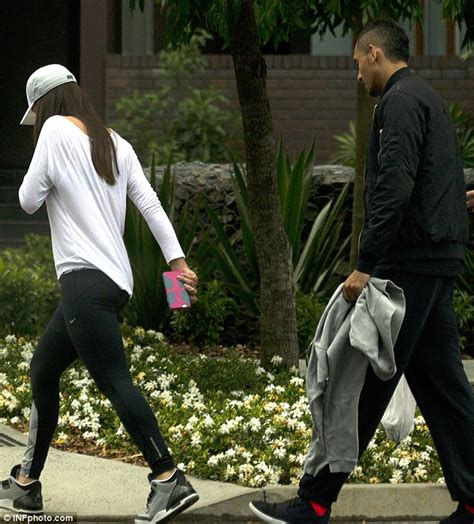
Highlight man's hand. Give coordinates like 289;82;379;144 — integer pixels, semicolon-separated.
342;270;371;303
467;190;474;211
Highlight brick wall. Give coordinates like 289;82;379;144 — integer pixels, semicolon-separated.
105;54;474;163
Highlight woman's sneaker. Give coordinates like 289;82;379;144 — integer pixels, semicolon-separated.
0;465;43;514
134;469;199;524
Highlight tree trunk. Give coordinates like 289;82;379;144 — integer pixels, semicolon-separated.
349;81;375;269
227;0;298;367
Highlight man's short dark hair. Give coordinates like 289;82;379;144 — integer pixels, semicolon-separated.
357;20;409;63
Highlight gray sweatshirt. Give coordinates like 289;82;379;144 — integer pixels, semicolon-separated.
304;278;405;476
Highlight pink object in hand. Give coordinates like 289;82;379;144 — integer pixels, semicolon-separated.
163;271;191;309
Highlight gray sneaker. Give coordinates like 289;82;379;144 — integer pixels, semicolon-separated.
0;465;43;514
135;469;199;523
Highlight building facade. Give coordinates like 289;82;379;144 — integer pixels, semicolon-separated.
0;1;472;246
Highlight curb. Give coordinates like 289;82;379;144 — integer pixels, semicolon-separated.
178;483;455;522
0;429;458;523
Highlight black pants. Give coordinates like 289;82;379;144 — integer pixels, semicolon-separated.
298;271;474;506
21;269;174;479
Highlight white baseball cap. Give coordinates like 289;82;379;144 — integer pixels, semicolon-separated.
20;64;77;125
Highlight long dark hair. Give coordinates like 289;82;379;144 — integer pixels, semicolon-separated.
33;83;118;185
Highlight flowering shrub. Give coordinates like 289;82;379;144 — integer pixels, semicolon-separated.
0;331;442;487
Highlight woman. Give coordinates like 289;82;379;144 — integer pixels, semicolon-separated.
0;64;199;524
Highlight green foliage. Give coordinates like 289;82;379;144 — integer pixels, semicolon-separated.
456;248;474;294
152;0;424;49
295;291;327;355
113;89;170;162
168;88;232;163
207;142;350;316
453;289;474;350
443;0;474;50
447;103;474;168
159;29;209;84
1;330;445;486
112;32;234;164
332;121;356;168
123;155;207;330
170;280;236;348
0;235;58;336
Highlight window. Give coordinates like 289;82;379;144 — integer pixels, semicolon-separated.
121;0;154;56
311;26;352;56
423;0;446;56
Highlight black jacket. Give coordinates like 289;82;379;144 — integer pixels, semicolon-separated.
356;67;468;276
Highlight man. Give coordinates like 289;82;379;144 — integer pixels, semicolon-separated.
250;20;474;524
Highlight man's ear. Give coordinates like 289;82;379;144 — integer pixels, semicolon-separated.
368;44;378;64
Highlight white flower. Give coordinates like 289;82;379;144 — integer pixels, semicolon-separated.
158;390;174;406
185;416;199;431
367;438;377;449
5;335;17;343
219;416;243;434
202;414;214;427
169;425;184;439
414;465;428;480
264;402;278;413
389;469;403;483
399;457;410;469
274;447;286;459
57;432;69;442
207;455;220;466
224;464;236;480
248;417;261;432
225;448;236;458
238;463;254;477
148;381;163;394
290;376;304;387
190;433;201;448
271;355;283;365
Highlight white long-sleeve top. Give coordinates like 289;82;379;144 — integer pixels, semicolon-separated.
19;115;185;296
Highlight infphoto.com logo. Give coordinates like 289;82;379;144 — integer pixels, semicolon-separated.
1;514;75;523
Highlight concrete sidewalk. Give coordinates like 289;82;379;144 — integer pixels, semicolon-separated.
0;424;458;523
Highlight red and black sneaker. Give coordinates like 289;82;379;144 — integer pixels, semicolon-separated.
249;497;330;524
440;503;474;524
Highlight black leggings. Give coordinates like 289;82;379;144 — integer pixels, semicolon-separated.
21;269;174;479
298;271;474;506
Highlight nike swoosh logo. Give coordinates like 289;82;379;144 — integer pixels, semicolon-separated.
69;318;77;324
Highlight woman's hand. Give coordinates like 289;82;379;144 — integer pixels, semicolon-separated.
169;258;198;303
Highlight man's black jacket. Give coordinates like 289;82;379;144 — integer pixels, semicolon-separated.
356;67;468;276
